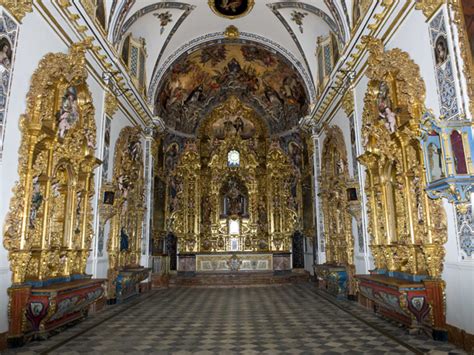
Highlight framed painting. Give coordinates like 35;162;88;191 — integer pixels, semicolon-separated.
208;0;254;19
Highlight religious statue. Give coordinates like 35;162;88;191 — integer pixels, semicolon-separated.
377;82;397;133
29;176;43;229
227;180;243;216
57;86;79;139
120;227;129;251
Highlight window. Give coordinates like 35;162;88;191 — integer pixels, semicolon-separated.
227;150;240;167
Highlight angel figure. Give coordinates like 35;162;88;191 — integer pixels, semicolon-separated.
379;105;397;133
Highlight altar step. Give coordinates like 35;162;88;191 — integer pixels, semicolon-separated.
168;270;310;288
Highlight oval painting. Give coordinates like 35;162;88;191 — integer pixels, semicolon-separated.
208;0;254;19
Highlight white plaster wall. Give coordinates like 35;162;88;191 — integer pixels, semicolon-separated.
442;201;474;334
0;10;68;333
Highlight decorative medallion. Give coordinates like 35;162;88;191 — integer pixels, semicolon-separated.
224;24;239;38
208;0;254;19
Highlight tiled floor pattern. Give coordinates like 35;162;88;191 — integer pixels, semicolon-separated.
3;283;466;355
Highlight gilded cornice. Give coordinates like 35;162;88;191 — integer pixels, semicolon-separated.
0;0;33;22
415;0;445;18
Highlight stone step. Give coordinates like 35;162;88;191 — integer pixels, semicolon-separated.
168;272;310;287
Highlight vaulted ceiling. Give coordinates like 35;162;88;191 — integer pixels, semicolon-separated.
104;0;352;135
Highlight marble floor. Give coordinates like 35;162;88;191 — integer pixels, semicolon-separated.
4;283;466;355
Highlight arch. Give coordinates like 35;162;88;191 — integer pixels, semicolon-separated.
153;42;310;136
148;34;315;107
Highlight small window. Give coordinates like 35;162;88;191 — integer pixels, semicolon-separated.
227;150;240;167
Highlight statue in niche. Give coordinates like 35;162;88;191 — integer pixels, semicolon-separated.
223;178;247;217
57;86;79;139
128;139;141;162
118;174;131;198
29;176;43;229
120;227;129;251
227;180;243;216
201;195;212;225
377;81;397;134
427;141;444;181
413;175;424;224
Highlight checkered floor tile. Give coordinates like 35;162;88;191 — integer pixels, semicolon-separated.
4;283;466;354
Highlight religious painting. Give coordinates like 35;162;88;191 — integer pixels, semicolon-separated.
0;37;12;70
208;0;254;19
376;81;397;133
211;114;255;139
434;35;449;66
156;43;308;135
450;130;468;174
429;10;461;120
426;132;445;181
56;86;79;139
103;191;115;205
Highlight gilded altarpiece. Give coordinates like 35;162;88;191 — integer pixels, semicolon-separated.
317;126;355;297
106;126;149;301
357;37;448;339
3;41;105;342
166;97;299;272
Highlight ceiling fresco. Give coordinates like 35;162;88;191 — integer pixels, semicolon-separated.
155;43;309;135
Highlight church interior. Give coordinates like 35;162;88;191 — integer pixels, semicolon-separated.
0;0;473;353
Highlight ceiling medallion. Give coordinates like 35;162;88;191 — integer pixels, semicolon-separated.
208;0;255;19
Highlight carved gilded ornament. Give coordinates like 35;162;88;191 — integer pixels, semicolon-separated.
168;97;299;254
108;126;144;276
320;126;354;270
3;40;99;284
0;0;32;22
415;0;446;18
358;36;447;279
342;90;354;115
105;91;119;117
224;25;240;39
